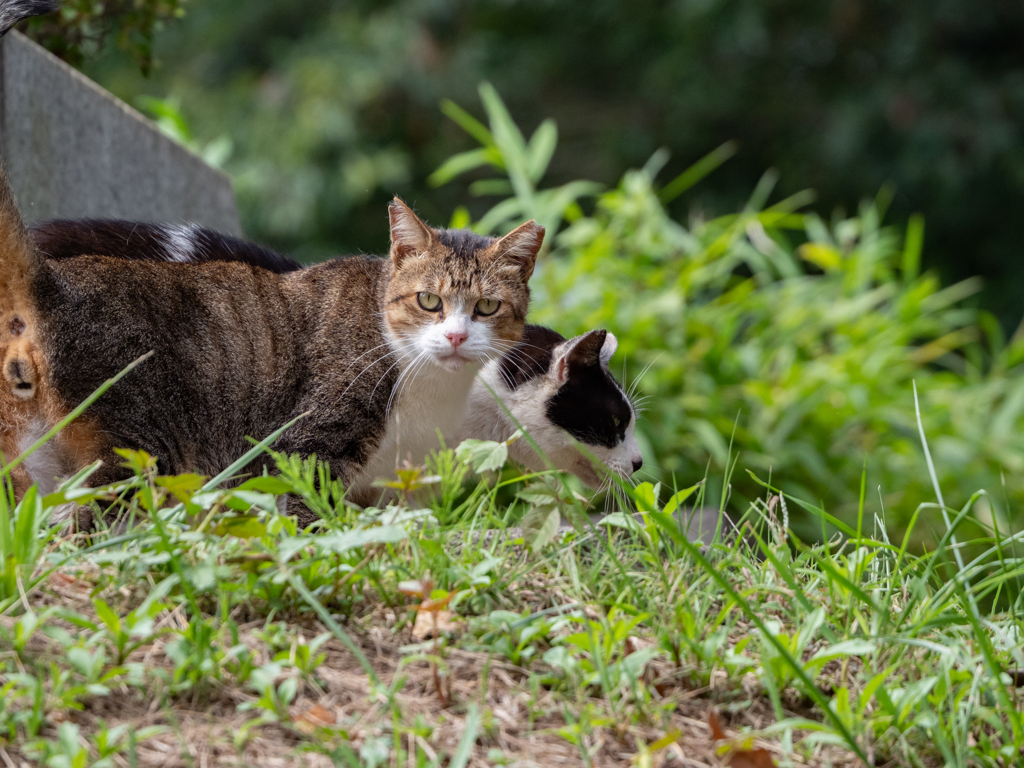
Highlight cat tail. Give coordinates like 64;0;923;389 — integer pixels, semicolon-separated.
0;1;60;38
0;1;60;403
0;161;46;401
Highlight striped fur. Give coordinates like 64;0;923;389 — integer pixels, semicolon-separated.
0;0;58;37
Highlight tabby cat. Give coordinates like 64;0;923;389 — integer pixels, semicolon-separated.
2;185;542;527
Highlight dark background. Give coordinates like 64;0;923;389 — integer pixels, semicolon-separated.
32;0;1024;328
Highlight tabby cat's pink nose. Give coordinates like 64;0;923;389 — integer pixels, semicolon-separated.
446;330;468;348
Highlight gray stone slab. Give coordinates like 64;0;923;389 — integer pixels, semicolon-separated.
0;30;240;235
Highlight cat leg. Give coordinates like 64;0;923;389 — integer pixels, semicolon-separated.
54;423;135;532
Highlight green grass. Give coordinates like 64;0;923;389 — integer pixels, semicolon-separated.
0;415;1021;767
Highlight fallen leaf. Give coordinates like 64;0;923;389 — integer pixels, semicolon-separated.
708;710;727;741
398;579;431;598
412;609;461;642
419;590;457;613
624;635;654;656
295;703;337;733
728;748;776;768
647;729;681;752
708;711;776;768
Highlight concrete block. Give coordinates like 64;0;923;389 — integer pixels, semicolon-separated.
0;31;240;235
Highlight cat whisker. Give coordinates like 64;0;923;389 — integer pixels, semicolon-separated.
385;349;431;419
625;354;663;402
363;351;413;407
340;338;421;379
339;343;420;401
487;348;537;387
379;348;428;416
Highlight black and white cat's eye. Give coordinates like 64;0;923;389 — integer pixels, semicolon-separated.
417;292;442;311
475;298;501;316
612;416;621;428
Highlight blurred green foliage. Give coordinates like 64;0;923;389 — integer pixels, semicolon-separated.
442;85;1024;541
76;0;1024;326
21;0;185;73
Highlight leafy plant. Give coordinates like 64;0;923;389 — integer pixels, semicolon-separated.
22;0;186;73
434;85;1024;539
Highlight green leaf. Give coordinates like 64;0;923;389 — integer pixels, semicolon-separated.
155;473;208;503
520;505;560;551
428;147;502;187
455;439;509;473
475;196;524;234
448;703;480;768
212;514;268;539
618;646;660;681
597;512;640;529
516;487;559;506
93;599;121;634
526;118;558;182
795;606;826;655
468;179;514;197
317;525;408;555
804;638;877;675
632;482;661;513
902;213;925;280
810;638;877;661
41;461;104;507
448;206;472;229
659;140;738;203
858;666;895;716
237;476;293;495
662;483;701;516
799;242;842;272
440;99;494;147
478;82;534;209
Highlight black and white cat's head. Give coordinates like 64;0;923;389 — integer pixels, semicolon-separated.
470;325;643;488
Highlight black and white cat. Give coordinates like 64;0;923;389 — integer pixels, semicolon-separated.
31;220;644;489
458;324;643;487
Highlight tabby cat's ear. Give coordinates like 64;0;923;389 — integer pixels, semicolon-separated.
553;329;608;384
388;197;434;268
493;220;544;281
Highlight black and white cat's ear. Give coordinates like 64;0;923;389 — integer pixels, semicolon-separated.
492;220;545;280
553;329;607;384
600;332;617;366
388;197;434;267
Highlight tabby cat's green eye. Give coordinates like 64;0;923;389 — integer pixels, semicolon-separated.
475;298;500;316
417;292;442;311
